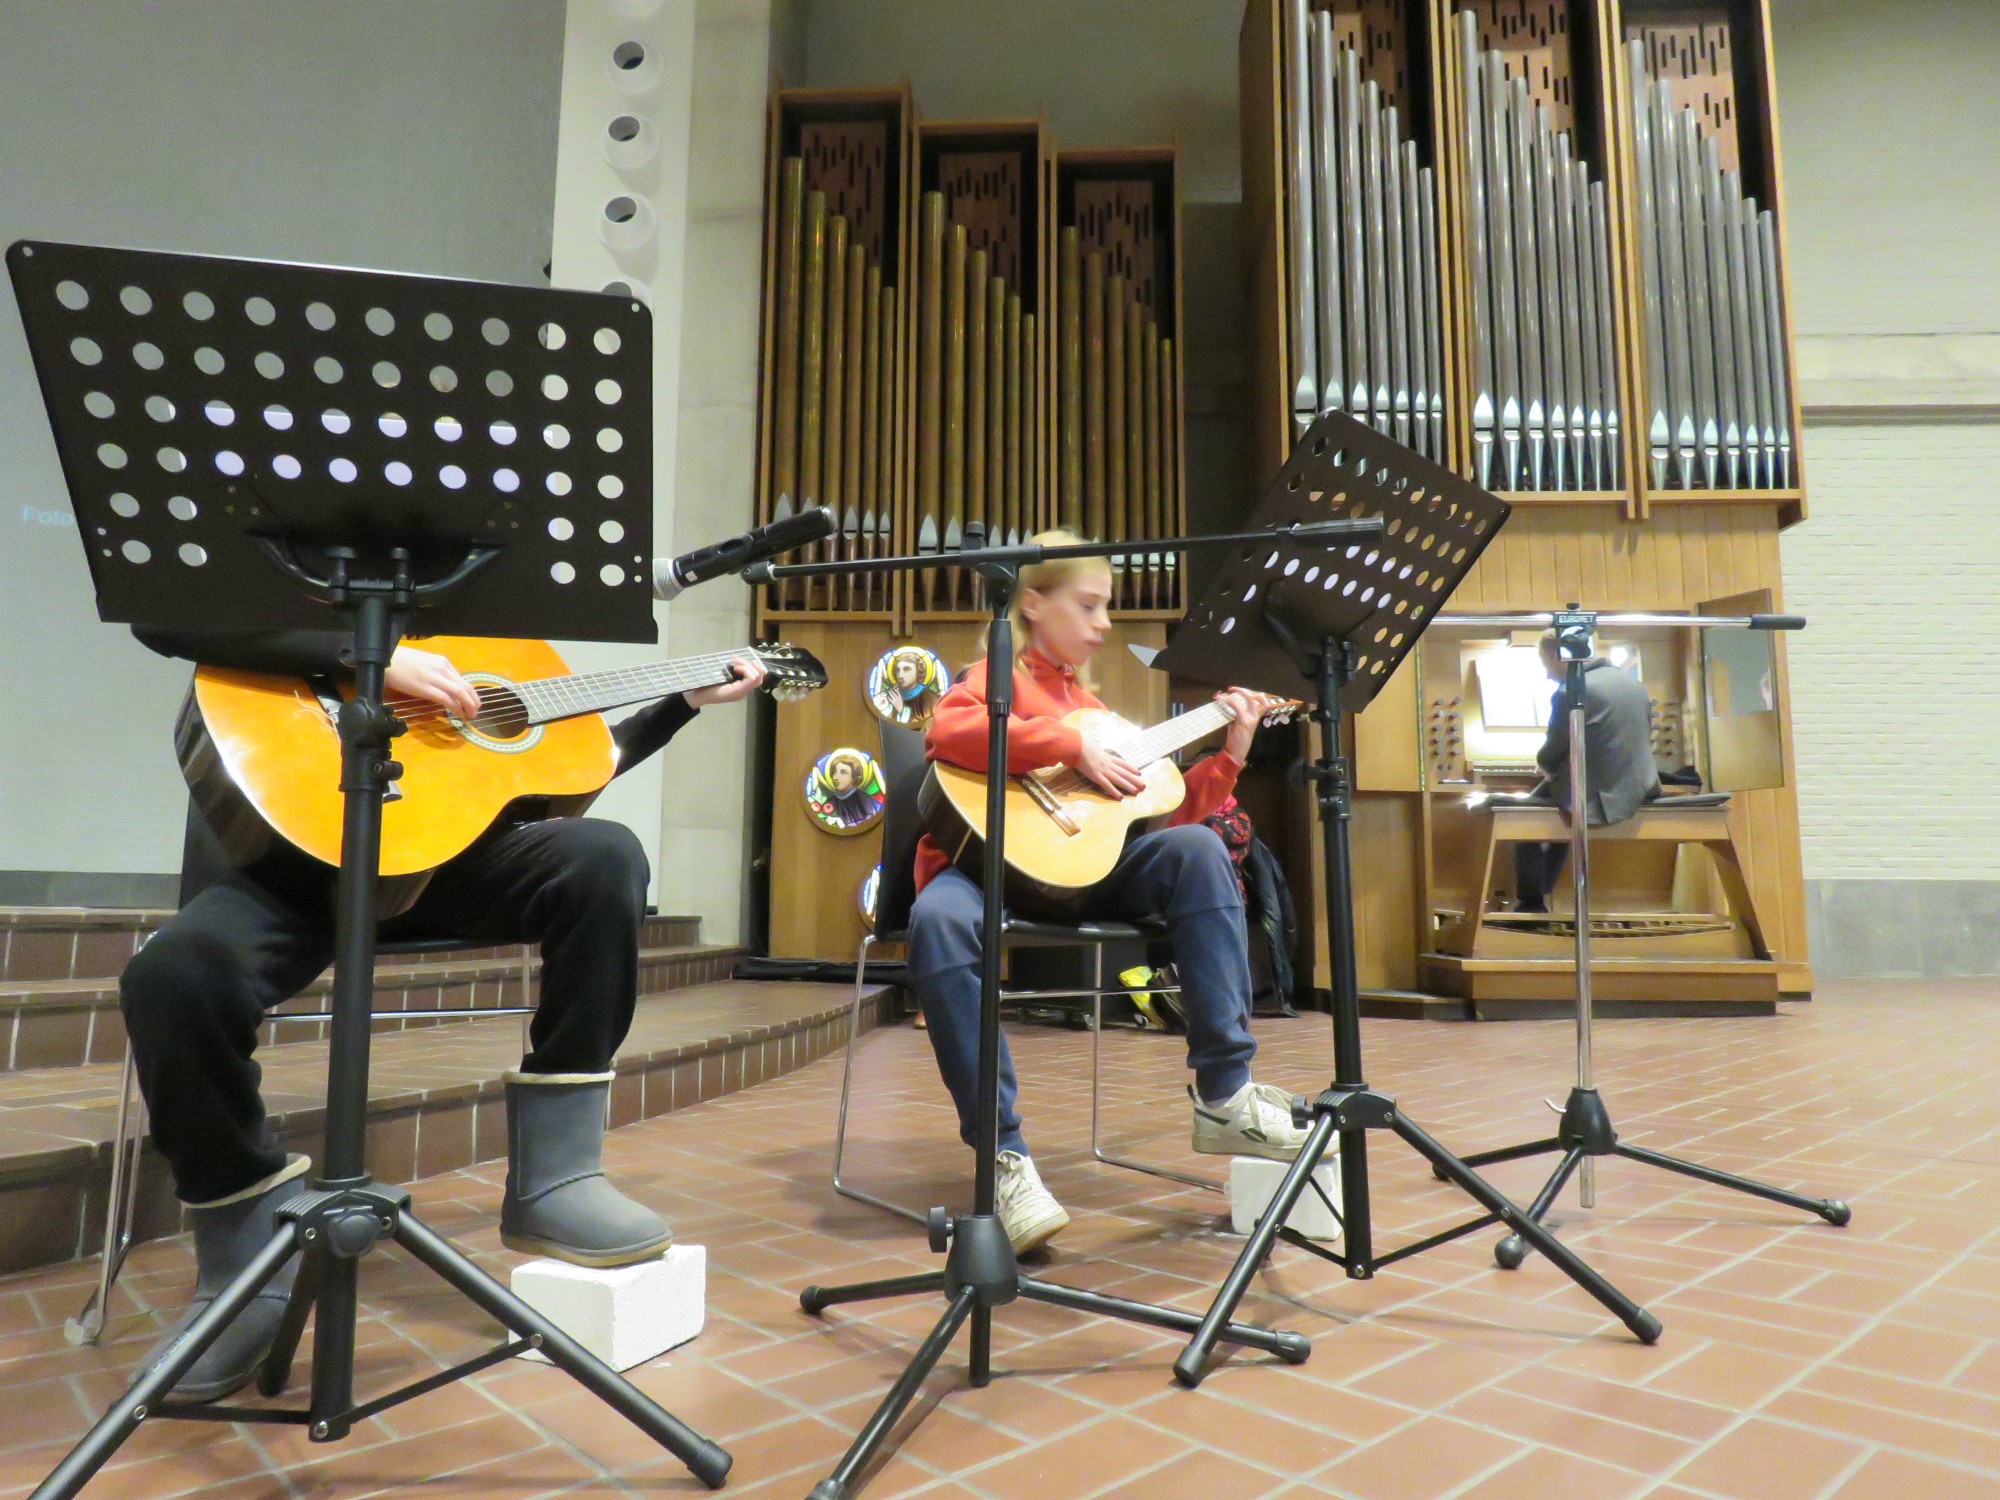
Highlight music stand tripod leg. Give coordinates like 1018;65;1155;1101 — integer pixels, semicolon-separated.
29;1228;301;1500
394;1214;732;1483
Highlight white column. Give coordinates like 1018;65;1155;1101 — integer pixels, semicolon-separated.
548;0;698;907
651;0;776;943
550;0;771;940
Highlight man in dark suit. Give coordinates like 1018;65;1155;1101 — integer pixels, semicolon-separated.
1515;633;1662;913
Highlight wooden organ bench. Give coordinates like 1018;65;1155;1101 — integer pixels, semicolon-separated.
1417;792;1781;1016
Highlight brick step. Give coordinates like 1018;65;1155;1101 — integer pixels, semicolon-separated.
0;976;890;1277
0;940;743;1074
0;907;703;984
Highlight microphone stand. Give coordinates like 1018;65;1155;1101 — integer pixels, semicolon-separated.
1430;608;1848;1268
753;519;1382;1500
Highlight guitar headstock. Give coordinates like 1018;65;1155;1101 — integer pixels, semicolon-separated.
754;643;829;702
1261;699;1305;727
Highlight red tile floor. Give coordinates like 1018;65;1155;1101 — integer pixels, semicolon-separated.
4;980;2000;1500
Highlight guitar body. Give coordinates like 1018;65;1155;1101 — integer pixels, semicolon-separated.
180;636;616;915
919;709;1187;914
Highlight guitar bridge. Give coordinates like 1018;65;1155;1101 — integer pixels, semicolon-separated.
1021;775;1081;836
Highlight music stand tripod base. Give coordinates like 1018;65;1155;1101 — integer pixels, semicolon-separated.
1156;416;1663;1389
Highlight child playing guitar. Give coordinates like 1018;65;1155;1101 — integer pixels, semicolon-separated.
909;533;1309;1254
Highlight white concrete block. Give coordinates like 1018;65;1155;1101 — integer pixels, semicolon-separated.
1228;1156;1342;1242
512;1245;706;1372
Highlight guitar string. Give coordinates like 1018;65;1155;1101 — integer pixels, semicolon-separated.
378;658;737;732
368;649;770;733
1033;695;1299;796
380;657;750;732
1035;699;1249;797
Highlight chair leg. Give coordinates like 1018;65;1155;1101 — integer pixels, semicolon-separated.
1088;946;1224;1196
66;1042;143;1345
831;934;924;1226
519;949;535;1053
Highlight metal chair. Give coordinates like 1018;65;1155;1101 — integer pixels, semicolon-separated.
830;722;1222;1228
66;931;535;1344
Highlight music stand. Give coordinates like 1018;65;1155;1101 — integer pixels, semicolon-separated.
1158;414;1663;1387
7;239;730;1494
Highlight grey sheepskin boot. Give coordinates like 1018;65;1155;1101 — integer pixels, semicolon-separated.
139;1154;310;1403
499;1071;672;1266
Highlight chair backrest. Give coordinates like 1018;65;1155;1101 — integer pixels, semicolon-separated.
872;719;931;939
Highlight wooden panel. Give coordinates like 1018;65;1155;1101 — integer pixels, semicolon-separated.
1356;650;1422;791
1623;11;1737;169
1072;180;1162;314
800;119;892;264
1322;0;1423;114
1314;791;1424;991
936;149;1026;289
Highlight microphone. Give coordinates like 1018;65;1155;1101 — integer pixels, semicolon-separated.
652;505;836;601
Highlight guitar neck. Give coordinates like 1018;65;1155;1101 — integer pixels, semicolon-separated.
517;650;752;723
1113;700;1236;767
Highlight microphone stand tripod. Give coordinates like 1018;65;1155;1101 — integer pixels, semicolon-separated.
1432;608;1848;1270
751;519;1382;1500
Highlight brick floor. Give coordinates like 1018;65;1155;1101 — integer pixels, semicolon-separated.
2;978;1998;1499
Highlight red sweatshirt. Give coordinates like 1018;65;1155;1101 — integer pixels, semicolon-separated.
912;649;1243;892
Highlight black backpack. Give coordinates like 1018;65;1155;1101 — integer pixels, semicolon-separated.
1242;835;1301;1016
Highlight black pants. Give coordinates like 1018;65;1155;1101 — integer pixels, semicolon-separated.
120;818;649;1204
1513;840;1570;912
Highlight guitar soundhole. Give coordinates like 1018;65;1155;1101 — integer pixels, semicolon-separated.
451;675;544;754
466;686;530;739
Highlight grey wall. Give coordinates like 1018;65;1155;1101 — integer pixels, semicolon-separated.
0;0;566;898
1772;0;2000;976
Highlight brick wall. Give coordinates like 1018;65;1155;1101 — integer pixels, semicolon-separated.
1782;424;2000;881
1771;0;2000;971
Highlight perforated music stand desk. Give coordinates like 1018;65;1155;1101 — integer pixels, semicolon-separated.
1157;413;1664;1385
9;239;657;637
6;240;730;1494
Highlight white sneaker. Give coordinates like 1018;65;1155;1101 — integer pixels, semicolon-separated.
995;1150;1070;1255
1191;1082;1309;1161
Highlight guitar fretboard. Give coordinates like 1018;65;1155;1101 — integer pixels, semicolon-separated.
1107;700;1238;768
515;650;756;723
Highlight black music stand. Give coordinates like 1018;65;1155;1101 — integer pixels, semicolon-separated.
1158;414;1663;1387
758;515;1385;1500
7;239;730;1494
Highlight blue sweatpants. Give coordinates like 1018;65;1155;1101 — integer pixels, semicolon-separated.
906;823;1257;1157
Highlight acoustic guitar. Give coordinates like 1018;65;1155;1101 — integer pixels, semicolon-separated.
918;696;1301;911
177;636;826;913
